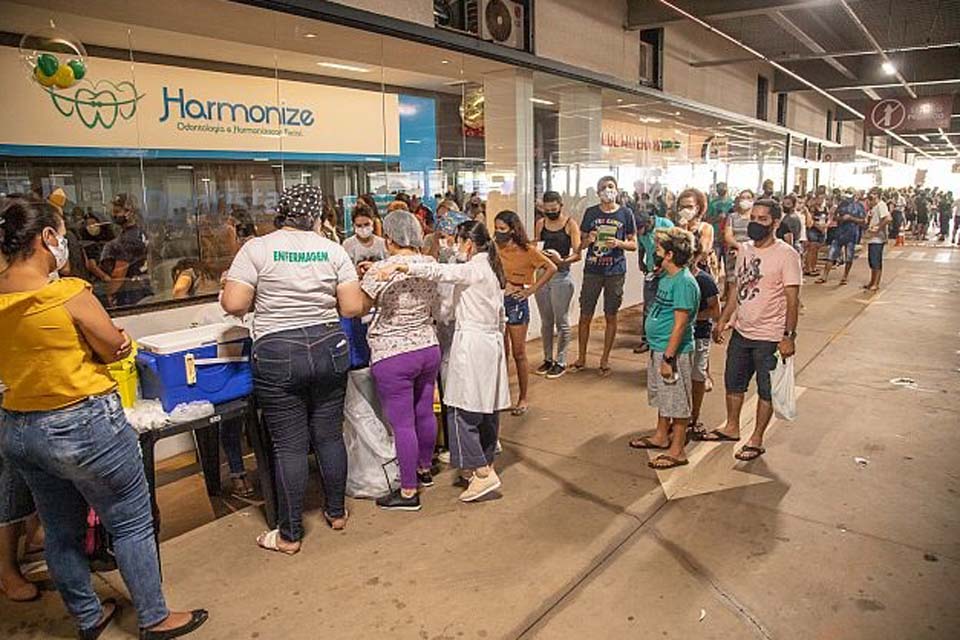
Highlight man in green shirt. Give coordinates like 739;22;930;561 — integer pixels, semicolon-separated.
629;227;700;470
706;182;733;266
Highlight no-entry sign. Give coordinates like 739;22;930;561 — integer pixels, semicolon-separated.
866;95;953;134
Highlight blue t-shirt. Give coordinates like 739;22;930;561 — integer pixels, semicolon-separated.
835;198;865;244
644;268;700;354
693;270;719;339
580;205;637;276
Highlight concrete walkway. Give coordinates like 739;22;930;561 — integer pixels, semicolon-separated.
3;245;959;639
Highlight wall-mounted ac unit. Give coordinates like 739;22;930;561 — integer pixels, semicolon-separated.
481;0;525;50
639;40;654;84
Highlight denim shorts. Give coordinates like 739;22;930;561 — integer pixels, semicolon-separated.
504;294;530;326
828;238;857;265
867;243;884;270
579;272;626;317
724;331;778;401
0;452;35;525
691;338;711;383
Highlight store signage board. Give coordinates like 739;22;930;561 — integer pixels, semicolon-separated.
821;146;857;162
0;49;400;158
865;95;953;134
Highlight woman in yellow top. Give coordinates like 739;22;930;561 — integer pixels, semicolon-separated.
493;210;557;415
0;197;207;640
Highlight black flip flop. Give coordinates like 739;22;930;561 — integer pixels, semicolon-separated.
629;436;669;450
140;610;209;640
78;598;120;640
694;429;739;442
735;445;766;461
648;454;689;470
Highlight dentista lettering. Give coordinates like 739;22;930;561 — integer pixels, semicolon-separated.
159;87;315;127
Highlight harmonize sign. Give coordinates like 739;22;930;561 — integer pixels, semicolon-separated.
865;95;953;134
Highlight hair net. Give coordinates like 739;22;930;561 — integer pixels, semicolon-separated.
383;210;423;248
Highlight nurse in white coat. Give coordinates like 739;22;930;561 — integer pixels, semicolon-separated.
378;220;510;502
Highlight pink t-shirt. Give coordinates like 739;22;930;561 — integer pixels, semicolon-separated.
733;239;802;342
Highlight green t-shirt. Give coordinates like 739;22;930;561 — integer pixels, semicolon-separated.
643;268;700;354
707;197;733;239
639;216;674;272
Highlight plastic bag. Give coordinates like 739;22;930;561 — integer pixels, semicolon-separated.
124;399;169;433
168;400;215;424
771;356;797;421
342;368;398;498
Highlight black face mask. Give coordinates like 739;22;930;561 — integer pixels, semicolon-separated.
494;231;512;245
747;221;773;242
653;253;665;268
544;210;561;220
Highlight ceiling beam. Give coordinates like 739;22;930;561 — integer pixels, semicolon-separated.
767;10;857;81
838;0;916;98
780;77;960;94
689;41;960;68
626;0;835;30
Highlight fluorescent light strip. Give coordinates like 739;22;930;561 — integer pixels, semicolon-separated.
317;62;371;73
530;98;555;106
656;0;864;119
939;127;960;157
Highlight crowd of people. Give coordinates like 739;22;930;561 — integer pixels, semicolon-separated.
0;172;954;638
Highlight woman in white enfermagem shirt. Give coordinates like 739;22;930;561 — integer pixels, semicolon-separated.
222;184;365;555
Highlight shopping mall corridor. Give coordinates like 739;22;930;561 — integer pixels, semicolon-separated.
3;245;959;640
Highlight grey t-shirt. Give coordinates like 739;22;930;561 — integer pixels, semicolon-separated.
343;235;388;265
227;229;357;340
360;254;439;364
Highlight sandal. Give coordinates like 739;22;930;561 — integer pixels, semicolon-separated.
598;365;612;378
839;279;848;286
0;576;41;603
629;436;669;450
568;362;586;373
648;454;689;470
323;510;349;531
815;277;827;284
510;405;529;417
256;529;300;555
735;445;766;461
694;429;740;442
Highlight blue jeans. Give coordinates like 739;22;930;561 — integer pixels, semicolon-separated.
221;419;246;477
0;393;168;631
504;294;530;325
252;324;349;542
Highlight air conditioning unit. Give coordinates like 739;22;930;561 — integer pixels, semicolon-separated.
481;0;525;50
639;41;654;84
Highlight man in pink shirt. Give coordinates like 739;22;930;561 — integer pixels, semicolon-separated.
695;199;801;461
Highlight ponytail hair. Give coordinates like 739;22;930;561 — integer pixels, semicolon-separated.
456;220;505;289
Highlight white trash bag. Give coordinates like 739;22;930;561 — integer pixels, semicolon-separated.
343;368;399;498
771;356;797;421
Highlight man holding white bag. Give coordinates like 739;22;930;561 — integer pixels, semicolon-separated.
697;199;801;461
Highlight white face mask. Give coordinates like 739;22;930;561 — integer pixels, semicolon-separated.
739;200;754;211
678;207;697;222
600;187;618;203
355;225;373;239
46;231;69;271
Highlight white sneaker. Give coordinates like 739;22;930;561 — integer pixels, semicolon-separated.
437;450;451;464
495;440;503;454
459;470;501;502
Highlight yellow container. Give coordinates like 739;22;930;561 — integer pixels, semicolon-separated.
108;341;139;408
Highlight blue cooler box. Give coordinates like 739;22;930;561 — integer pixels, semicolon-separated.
136;324;253;413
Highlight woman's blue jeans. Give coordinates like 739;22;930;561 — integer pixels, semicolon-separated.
0;393;168;631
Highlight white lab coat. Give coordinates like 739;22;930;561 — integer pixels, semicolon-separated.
409;253;511;413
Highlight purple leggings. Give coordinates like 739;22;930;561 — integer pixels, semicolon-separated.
371;346;442;490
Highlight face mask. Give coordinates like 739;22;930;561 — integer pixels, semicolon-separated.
739;200;753;212
653;252;665;268
355;226;373;239
112;212;128;226
544;209;561;220
494;231;511;245
46;231;69;271
600;187;618;203
86;224;101;237
747;221;773;242
678;207;697;222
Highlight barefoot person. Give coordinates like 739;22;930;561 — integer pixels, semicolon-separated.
572;176;637;376
700;199;801;461
0;196;207;639
629;228;700;470
377;221;510;502
494;210;556;414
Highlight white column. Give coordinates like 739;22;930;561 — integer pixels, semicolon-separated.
558;85;603;166
482;68;535;229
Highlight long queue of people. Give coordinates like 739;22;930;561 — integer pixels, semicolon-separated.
0;173;937;638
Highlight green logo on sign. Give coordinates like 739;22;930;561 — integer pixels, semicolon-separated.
44;79;145;130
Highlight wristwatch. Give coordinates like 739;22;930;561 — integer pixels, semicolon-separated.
783;330;797;339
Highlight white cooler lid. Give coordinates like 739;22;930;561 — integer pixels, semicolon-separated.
137;323;250;355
